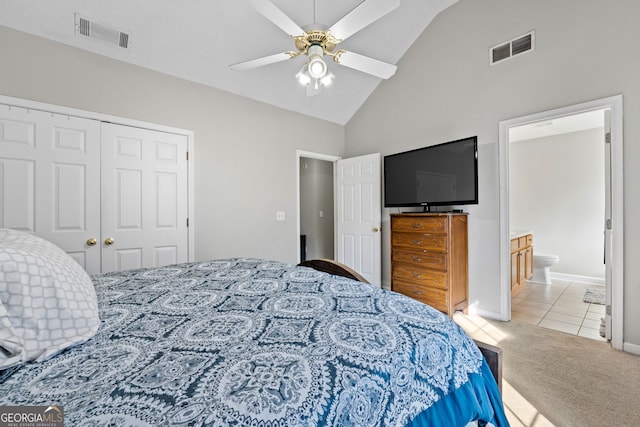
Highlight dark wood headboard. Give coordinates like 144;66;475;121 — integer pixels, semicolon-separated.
298;258;369;284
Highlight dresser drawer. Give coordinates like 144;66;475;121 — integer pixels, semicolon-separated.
392;263;448;289
392;248;448;271
392;232;447;252
392;216;448;233
392;280;448;312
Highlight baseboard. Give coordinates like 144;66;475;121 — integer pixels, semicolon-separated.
550;272;604;285
623;342;640;356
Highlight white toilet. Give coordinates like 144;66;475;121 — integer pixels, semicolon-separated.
530;254;559;285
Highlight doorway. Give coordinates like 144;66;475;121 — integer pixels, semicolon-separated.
296;150;383;287
296;151;340;263
508;110;606;341
299;156;335;262
498;95;623;350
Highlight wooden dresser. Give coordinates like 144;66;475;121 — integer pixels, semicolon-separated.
390;213;468;317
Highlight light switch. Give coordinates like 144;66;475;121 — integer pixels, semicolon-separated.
319;210;324;218
276;211;285;221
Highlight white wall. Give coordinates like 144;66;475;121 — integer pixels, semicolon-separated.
346;0;640;347
0;25;345;265
510;128;606;279
299;158;334;260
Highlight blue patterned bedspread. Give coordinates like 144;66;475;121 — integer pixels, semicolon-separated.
0;258;508;426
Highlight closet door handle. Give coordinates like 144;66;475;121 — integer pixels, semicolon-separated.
86;238;97;246
104;237;115;246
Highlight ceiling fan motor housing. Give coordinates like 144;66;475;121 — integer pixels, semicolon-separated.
294;30;339;55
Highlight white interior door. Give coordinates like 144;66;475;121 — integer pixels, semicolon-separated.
101;123;189;273
336;153;382;287
0;106;102;273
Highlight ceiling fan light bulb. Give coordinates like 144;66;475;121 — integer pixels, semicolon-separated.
296;67;311;85
308;56;327;79
320;71;334;87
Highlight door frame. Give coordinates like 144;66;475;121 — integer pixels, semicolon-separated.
295;150;341;263
498;95;623;350
0;94;195;263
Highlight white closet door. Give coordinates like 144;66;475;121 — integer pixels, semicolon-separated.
100;123;188;273
0;106;102;273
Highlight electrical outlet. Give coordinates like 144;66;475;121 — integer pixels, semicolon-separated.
276;211;285;221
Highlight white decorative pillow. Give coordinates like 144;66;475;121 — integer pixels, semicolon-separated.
0;229;100;369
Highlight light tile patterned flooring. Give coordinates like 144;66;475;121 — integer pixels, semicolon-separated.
511;279;607;341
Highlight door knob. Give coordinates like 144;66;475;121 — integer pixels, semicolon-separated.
86;238;97;246
372;227;380;232
104;237;115;246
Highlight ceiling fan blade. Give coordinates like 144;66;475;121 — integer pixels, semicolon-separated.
229;52;292;71
335;51;397;79
329;0;401;41
250;0;305;37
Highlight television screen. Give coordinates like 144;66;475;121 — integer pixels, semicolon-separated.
384;136;478;208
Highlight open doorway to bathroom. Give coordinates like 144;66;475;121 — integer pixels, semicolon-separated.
508;110;607;341
499;96;624;350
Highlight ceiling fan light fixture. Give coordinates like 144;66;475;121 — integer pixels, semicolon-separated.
307;44;328;79
308;57;327;78
296;65;311;86
320;71;334;87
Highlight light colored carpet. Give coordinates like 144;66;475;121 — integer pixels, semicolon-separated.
583;286;605;305
456;314;640;427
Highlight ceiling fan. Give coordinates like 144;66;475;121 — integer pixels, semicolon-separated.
230;0;400;96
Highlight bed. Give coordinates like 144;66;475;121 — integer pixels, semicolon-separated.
0;230;508;426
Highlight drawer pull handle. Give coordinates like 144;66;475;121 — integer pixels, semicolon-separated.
411;272;423;278
411;223;423;228
411;239;423;245
412;290;423;295
412;256;422;262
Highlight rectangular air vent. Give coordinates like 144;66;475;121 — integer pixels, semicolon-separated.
75;13;131;50
490;31;534;65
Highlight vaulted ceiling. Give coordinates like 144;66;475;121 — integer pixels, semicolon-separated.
0;0;457;124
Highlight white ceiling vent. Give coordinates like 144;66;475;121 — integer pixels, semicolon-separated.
75;13;131;49
490;31;534;65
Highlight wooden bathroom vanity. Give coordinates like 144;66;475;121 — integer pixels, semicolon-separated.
510;232;533;297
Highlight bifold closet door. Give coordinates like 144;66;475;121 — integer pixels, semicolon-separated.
0;106;102;273
100;123;189;273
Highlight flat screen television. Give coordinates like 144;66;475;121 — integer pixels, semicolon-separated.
384;136;478;210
